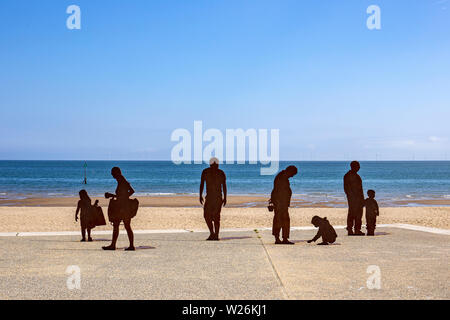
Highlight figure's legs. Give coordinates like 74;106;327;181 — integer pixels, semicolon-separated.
373;217;377;234
346;206;354;235
206;218;214;240
204;216;214;240
348;203;364;235
103;222;120;250
124;219;135;250
281;237;294;245
213;220;220;240
81;227;86;241
87;228;92;241
355;206;364;234
204;202;215;240
366;217;376;236
322;235;335;244
272;209;282;244
212;203;222;240
281;211;294;245
273;227;282;244
111;223;120;246
282;215;290;239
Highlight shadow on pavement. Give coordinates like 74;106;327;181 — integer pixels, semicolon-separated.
220;236;253;241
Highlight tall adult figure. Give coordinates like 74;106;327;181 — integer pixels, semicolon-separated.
102;167;136;251
343;161;365;236
271;165;298;244
199;157;227;241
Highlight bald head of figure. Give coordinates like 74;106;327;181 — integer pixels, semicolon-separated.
350;161;360;173
286;165;298;178
209;157;219;170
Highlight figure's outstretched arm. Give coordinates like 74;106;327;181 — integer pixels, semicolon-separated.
308;229;321;243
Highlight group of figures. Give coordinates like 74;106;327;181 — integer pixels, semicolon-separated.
75;160;379;250
76;167;137;250
268;165;340;245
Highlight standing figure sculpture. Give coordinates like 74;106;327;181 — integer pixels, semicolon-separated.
270;165;298;244
343;161;365;236
199;157;227;241
103;167;136;251
75;189;93;242
365;189;380;236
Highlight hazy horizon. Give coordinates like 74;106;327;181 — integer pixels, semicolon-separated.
1;159;450;162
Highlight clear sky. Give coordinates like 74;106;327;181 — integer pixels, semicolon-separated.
0;0;449;161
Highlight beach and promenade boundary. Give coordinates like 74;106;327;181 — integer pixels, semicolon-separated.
1;223;449;237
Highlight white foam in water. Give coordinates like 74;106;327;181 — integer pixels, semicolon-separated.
1;161;450;207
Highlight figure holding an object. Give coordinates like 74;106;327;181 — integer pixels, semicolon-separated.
270;165;298;245
103;167;138;251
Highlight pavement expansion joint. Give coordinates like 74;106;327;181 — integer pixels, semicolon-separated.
255;230;289;300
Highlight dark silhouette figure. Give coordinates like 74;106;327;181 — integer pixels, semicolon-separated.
344;161;365;236
307;216;338;245
91;199;107;227
102;167;137;251
365;190;379;236
75;190;93;242
199;157;227;241
270;166;298;245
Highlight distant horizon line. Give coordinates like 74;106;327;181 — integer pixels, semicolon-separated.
1;159;449;162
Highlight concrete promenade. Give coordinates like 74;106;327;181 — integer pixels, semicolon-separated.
0;225;448;299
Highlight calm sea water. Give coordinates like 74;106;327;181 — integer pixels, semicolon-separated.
0;161;449;206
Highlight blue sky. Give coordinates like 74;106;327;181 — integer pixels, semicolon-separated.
0;0;449;161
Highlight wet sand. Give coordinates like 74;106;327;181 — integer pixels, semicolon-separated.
2;195;450;208
0;195;270;208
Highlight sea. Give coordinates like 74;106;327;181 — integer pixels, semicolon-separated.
0;161;449;207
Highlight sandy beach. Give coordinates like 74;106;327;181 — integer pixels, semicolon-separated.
0;195;271;208
0;197;448;232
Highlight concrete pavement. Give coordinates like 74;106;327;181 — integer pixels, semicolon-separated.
0;227;448;299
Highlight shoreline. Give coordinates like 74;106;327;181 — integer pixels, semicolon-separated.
1;195;450;208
